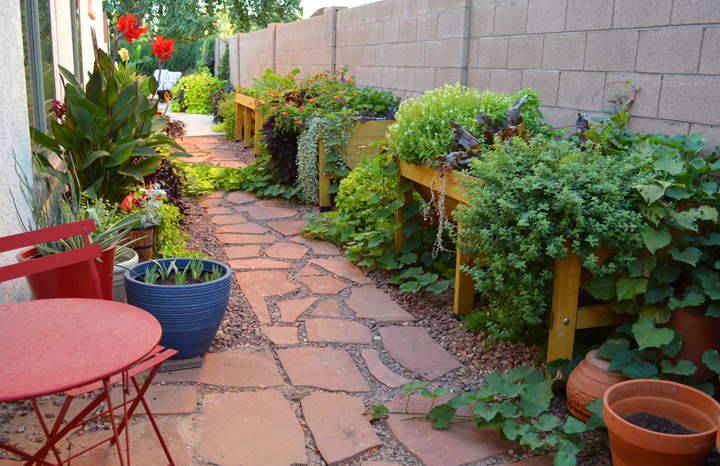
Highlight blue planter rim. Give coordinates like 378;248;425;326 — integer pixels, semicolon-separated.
124;258;231;289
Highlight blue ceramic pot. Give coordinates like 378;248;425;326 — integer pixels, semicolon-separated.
124;258;232;359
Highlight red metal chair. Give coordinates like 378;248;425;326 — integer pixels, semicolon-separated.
0;219;104;297
0;220;177;465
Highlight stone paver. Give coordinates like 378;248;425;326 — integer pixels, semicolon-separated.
302;392;382;465
108;384;197;418
278;297;318;323
211;214;248;225
345;286;415;322
290;236;342;255
200;197;223;208
311;300;342;317
362;462;401;466
230;259;292;270
256;199;286;207
69;420;191;466
276;347;370;392
386;394;517;466
378;327;461;380
206;206;234;215
310;258;372;284
227;191;257;205
198;391;307;466
267;220;308;236
240;206;298;220
265;242;309;260
305;319;372;344
217;233;276;244
207;190;225;199
236;271;301;323
155;348;284;387
217;223;268;234
261;326;299;345
298;275;350;294
224;245;261;259
297;264;322;276
361;349;412;388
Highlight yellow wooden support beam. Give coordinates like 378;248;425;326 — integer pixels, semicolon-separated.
547;249;583;362
318;126;332;209
454;223;474;315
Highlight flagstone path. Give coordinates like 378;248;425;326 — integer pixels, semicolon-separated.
0;136;554;466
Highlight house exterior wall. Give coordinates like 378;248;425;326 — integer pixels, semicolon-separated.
217;0;720;149
0;0;106;304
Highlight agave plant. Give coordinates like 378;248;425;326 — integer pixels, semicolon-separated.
29;44;190;203
13;153;140;259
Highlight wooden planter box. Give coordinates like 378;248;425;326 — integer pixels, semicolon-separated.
235;93;264;148
318;120;394;210
394;161;630;362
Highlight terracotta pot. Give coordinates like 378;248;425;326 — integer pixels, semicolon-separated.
566;349;629;422
17;245;116;301
604;379;720;466
663;307;720;382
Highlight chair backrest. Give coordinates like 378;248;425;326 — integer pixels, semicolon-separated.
0;219;102;284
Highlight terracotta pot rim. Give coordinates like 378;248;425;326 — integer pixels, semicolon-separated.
604;379;720;454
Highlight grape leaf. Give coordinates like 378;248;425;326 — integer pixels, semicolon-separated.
640;228;671;254
597;339;630;360
702;349;720;373
622;361;659;379
668;246;702;266
632;317;674;349
660;359;697;376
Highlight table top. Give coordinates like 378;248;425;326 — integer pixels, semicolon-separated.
0;299;161;402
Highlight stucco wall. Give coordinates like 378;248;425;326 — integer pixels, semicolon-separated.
0;0;34;305
219;0;720;149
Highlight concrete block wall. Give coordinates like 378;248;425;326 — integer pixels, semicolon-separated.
275;10;335;79
222;0;720;148
237;26;277;87
228;34;239;86
215;38;228;77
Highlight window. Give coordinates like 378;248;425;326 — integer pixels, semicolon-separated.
70;0;83;81
20;0;56;134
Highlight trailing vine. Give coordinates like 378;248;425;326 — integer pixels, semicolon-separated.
296;116;321;204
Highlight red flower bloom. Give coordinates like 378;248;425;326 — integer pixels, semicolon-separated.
151;35;175;62
120;194;139;212
117;13;148;43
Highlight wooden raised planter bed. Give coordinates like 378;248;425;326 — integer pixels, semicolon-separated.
235;93;264;148
394;161;631;362
318;120;394;210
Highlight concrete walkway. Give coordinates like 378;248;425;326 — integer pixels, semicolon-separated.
0;137;554;466
159;102;222;137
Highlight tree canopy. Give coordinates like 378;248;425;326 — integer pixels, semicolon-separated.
104;0;302;43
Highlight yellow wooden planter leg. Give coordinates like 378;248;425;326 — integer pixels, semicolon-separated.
254;110;264;145
454;224;474;315
244;107;253;148
318;126;332;211
547;249;582;362
235;103;243;142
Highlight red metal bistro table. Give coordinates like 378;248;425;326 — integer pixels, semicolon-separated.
0;299;177;465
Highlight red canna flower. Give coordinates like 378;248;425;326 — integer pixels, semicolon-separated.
151;35;175;62
117;13;148;43
120;193;139;212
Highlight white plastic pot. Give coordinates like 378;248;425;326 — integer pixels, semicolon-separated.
113;250;139;303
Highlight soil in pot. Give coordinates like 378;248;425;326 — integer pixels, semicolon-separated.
624;412;698;435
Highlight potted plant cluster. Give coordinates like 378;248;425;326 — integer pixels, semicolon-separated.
124;258;232;359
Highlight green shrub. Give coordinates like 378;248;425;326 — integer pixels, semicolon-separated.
388;85;507;165
153;203;203;258
218;96;236;140
455;137;656;340
217;45;230;81
170;68;224;114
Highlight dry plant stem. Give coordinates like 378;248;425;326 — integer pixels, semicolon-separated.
424;170;454;257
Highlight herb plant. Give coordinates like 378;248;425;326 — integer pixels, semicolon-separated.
455;137;655;339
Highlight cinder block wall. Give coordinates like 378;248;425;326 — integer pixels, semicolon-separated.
238;26;277;87
218;0;720;147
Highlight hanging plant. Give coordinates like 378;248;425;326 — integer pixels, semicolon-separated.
296;116;321;204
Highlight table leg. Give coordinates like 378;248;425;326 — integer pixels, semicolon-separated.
30;398;64;465
103;379;127;466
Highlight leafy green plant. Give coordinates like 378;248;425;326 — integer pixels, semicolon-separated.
153;203;203;259
217;44;229;81
170;68;224;114
218;95;236;140
388;85;519;165
371;368;602;466
455;137;656;340
30;50;190;203
303;153;454;294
